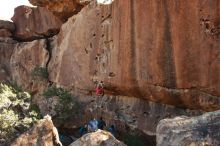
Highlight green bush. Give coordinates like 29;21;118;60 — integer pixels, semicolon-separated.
0;83;41;145
43;86;82;122
31;66;49;80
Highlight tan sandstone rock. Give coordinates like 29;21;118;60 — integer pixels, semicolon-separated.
156;110;220;146
10;39;49;92
69;130;126;146
11;116;62;146
28;0;91;21
12;6;62;41
48;0;220;111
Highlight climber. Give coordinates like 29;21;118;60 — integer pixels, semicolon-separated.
98;117;106;130
88;118;98;132
95;81;104;96
79;124;88;136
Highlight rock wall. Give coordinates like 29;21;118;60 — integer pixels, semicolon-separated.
10;39;49;92
48;0;220;111
156;110;220;146
57;94;202;137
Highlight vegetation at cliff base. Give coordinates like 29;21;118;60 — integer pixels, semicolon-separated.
0;83;41;145
31;66;49;80
43;86;82;123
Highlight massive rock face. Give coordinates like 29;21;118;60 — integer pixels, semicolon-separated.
12;6;62;41
11;116;62;146
48;0;220;111
69;130;126;146
10;39;49;91
156;110;220;146
28;0;91;21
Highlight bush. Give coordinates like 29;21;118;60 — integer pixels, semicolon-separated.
31;66;49;80
42;86;82;122
0;83;41;145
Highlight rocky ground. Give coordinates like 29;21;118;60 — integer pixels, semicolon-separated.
0;0;220;145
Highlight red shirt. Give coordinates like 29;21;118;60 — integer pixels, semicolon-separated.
96;87;104;95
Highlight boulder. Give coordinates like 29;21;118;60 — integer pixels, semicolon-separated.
10;39;49;91
48;0;220;111
0;29;12;37
156;110;220;146
28;0;91;21
11;115;62;146
69;130;126;146
11;6;62;41
0;20;15;32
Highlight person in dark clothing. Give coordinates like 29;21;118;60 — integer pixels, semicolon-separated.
79;124;87;136
108;125;116;136
98;117;106;130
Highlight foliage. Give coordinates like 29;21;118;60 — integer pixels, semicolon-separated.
42;86;82;122
0;83;41;145
123;133;146;146
31;66;49;80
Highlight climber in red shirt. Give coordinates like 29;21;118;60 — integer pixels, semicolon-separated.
95;81;104;96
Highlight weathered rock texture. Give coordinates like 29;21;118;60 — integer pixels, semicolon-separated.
156;110;220;146
12;6;62;41
0;20;15;32
69;130;126;146
48;0;220;111
11;116;62;146
0;38;16;82
10;39;49;92
28;0;91;21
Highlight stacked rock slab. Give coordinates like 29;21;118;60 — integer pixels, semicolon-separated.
28;0;91;21
156;110;220;146
0;20;15;37
11;6;62;41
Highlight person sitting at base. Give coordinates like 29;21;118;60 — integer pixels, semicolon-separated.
95;81;104;96
98;117;106;130
108;125;116;136
79;124;87;136
88;118;98;132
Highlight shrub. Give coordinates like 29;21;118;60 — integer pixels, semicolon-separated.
0;83;41;145
42;86;82;122
31;66;49;80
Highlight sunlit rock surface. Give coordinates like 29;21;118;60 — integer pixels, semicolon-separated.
11;116;62;146
12;6;62;41
10;39;49;92
48;0;220;111
157;110;220;146
28;0;91;21
69;130;126;146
